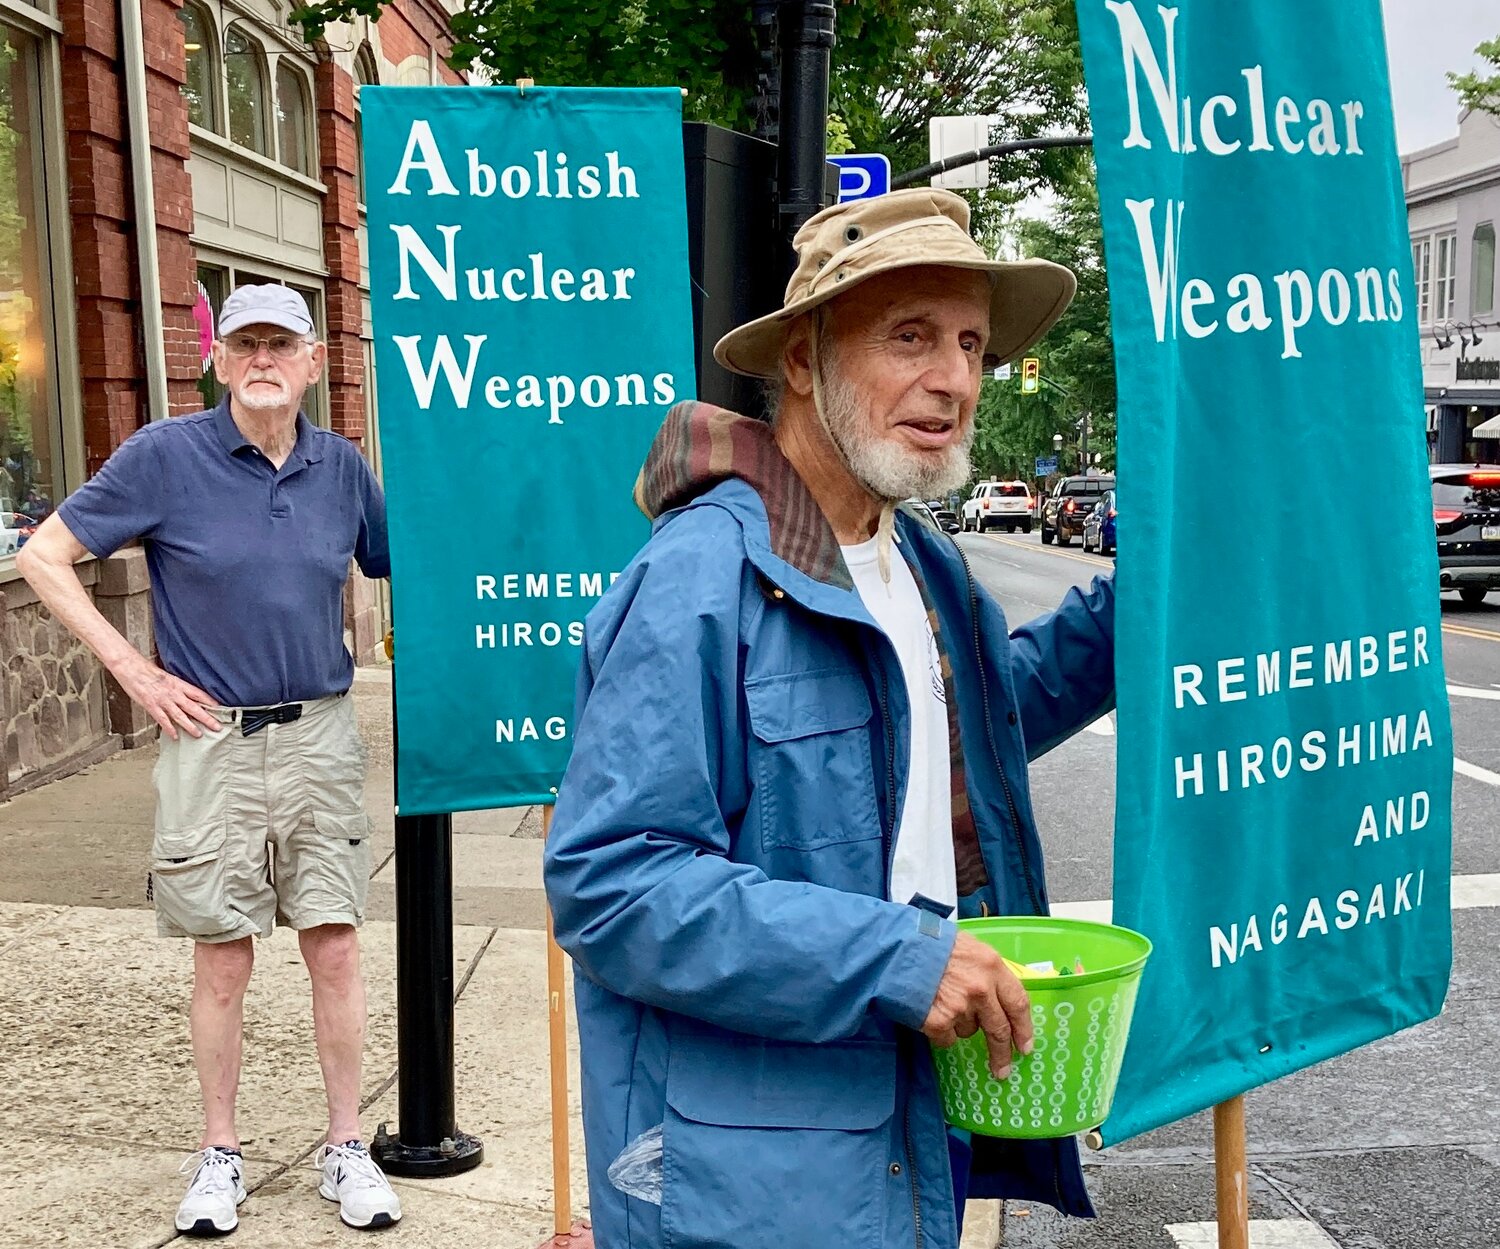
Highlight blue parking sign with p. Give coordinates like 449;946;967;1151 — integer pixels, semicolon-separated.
830;153;891;202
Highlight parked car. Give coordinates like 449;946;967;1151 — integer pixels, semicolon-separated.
0;511;38;556
962;480;1033;533
1432;464;1500;606
1081;490;1117;555
924;499;961;533
904;498;944;534
1042;474;1115;546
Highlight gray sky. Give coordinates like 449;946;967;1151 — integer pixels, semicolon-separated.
1383;0;1495;153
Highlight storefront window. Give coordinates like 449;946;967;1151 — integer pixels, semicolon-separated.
275;62;311;176
1411;237;1432;325
0;26;62;558
354;49;378;208
1434;233;1457;323
195;264;227;411
224;27;268;156
178;3;218;132
1475;223;1496;318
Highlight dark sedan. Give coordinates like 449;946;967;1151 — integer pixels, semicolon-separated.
1082;490;1117;556
1433;464;1500;606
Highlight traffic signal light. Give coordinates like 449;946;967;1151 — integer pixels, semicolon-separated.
1021;357;1040;394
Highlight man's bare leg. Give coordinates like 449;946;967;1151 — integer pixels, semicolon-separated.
191;938;255;1149
299;924;366;1143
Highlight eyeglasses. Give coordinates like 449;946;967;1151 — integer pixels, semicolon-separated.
222;332;310;359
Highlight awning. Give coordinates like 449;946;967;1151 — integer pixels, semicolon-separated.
1474;415;1500;439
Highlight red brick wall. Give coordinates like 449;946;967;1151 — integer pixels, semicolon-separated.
60;0;200;474
379;0;467;82
142;0;202;417
315;56;366;447
60;0;141;473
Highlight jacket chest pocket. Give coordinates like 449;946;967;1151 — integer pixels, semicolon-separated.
744;669;882;853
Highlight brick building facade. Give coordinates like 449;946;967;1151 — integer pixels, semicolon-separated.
0;0;465;798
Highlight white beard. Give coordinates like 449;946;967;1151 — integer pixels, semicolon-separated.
820;357;974;501
235;375;292;411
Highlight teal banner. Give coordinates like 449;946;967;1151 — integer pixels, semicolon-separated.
1075;3;1454;1141
362;87;696;814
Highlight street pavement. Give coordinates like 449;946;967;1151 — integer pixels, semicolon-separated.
960;530;1499;1249
1;537;1492;1248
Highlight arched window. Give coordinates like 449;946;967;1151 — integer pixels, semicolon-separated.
354;47;379;206
274;62;312;175
177;2;218;132
224;26;269;155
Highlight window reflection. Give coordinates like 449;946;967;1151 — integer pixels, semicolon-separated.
275;62;311;175
225;27;267;155
0;26;58;555
178;3;217;132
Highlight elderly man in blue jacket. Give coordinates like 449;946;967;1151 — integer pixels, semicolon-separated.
544;188;1114;1248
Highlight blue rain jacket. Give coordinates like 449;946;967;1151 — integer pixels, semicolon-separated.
545;404;1115;1248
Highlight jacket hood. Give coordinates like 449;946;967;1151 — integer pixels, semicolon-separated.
634;401;854;590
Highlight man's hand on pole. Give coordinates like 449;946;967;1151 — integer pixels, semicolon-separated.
921;931;1033;1079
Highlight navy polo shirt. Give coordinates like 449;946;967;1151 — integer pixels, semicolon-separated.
59;399;390;708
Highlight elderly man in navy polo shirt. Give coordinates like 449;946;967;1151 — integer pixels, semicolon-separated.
18;285;402;1236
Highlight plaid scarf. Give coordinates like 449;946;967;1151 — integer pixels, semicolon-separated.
635;401;989;896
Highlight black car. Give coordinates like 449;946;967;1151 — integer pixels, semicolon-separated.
924;499;962;533
1042;474;1115;546
1433;464;1500;606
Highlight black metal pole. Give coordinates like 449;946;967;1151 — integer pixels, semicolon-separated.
891;134;1094;190
775;0;836;265
371;669;483;1178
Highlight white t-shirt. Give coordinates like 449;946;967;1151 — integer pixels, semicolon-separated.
842;535;956;913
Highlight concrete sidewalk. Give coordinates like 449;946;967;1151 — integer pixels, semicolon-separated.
0;671;588;1248
0;671;1004;1249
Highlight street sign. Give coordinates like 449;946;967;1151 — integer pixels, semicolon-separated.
929;115;992;190
829;153;891;202
993;362;1013;381
1035;456;1058;476
1021;356;1041;393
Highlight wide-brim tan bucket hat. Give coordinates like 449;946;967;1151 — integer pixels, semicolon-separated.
714;187;1077;379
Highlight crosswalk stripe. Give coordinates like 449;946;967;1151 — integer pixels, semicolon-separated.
1165;1219;1338;1248
1448;684;1500;700
1051;872;1500;923
1456;758;1500;786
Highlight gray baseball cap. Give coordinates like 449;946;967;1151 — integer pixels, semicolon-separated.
218;283;315;337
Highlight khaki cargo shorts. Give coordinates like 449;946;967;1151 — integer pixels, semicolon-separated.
149;693;373;942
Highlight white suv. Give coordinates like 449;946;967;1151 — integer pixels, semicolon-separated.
962;481;1033;534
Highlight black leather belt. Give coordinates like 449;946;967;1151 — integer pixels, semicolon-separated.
241;703;303;737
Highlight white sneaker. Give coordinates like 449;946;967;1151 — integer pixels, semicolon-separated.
315;1140;403;1229
175;1147;246;1236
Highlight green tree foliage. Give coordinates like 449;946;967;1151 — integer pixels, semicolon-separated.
293;0;914;132
1449;37;1500;118
968;154;1113;482
837;0;1086;214
1013;156;1115;471
292;0;1086;205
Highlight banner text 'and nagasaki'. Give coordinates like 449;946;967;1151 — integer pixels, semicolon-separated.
381;120;679;423
1108;1;1406;359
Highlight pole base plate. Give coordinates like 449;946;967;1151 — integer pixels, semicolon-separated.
370;1123;484;1178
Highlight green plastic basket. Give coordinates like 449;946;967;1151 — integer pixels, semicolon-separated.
932;916;1152;1139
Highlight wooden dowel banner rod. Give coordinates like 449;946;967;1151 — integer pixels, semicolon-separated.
544;805;572;1237
1213;1095;1250;1249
